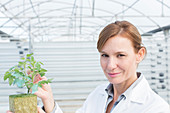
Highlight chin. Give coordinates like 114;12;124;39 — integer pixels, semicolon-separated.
108;79;122;85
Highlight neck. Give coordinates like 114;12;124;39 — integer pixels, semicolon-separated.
113;73;138;100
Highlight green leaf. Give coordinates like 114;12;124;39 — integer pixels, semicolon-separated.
13;78;25;87
38;80;47;87
39;69;47;77
39;72;45;77
33;61;36;64
13;78;17;85
24;76;32;81
20;67;24;70
21;57;25;60
38;79;53;88
38;82;42;88
9;76;14;85
40;69;47;73
16;79;25;88
26;82;33;89
3;53;53;94
4;72;11;81
47;78;53;83
32;71;37;77
31;84;38;94
14;69;20;73
31;56;34;62
31;63;34;67
39;62;44;65
19;72;25;76
26;59;31;62
5;71;10;75
28;66;32;69
13;72;23;78
9;66;15;71
18;62;24;66
27;53;33;58
35;62;41;71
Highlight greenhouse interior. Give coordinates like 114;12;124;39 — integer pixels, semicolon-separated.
0;0;170;113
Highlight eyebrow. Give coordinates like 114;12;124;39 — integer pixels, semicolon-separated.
99;51;106;53
99;50;127;54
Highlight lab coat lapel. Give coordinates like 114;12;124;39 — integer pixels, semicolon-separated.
98;93;108;113
130;76;148;104
97;87;108;113
111;96;130;113
111;76;148;113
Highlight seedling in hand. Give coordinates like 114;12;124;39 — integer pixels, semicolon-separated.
4;53;52;94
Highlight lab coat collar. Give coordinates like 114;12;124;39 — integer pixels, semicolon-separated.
99;74;149;111
130;75;149;104
113;75;150;112
99;83;110;95
99;74;149;102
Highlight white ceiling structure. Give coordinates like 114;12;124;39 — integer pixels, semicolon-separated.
0;0;170;42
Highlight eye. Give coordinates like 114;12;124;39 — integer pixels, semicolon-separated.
117;54;125;58
101;54;109;57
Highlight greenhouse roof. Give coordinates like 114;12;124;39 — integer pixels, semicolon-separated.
0;0;170;42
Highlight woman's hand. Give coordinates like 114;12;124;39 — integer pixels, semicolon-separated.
6;70;55;113
33;74;55;113
37;107;46;113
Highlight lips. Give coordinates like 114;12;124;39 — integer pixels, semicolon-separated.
108;72;121;77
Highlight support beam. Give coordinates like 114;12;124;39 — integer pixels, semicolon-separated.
142;25;170;36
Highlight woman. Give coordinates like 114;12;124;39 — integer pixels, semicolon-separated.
7;21;170;113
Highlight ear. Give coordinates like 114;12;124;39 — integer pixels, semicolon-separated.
136;47;146;63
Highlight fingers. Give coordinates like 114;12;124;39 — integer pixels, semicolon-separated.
27;69;31;75
27;67;48;83
33;74;41;83
6;110;13;113
34;87;45;98
37;107;45;113
34;86;50;99
27;69;45;83
34;74;47;83
39;75;47;81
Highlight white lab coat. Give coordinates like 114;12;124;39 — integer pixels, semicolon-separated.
54;75;170;113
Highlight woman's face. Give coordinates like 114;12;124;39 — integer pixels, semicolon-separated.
100;36;142;85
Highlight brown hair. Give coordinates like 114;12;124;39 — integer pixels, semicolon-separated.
97;21;146;54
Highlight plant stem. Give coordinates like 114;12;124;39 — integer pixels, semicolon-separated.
24;61;27;77
28;88;30;93
32;63;35;83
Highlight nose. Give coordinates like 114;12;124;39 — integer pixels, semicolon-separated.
107;57;117;71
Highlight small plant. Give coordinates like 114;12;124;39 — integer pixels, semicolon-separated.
4;53;52;94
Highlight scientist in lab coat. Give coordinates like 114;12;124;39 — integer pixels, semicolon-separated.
7;21;170;113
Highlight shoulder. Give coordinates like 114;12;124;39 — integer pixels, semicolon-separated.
85;83;109;100
76;83;109;113
144;91;170;113
90;83;109;95
137;75;170;112
147;88;169;108
141;76;168;105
